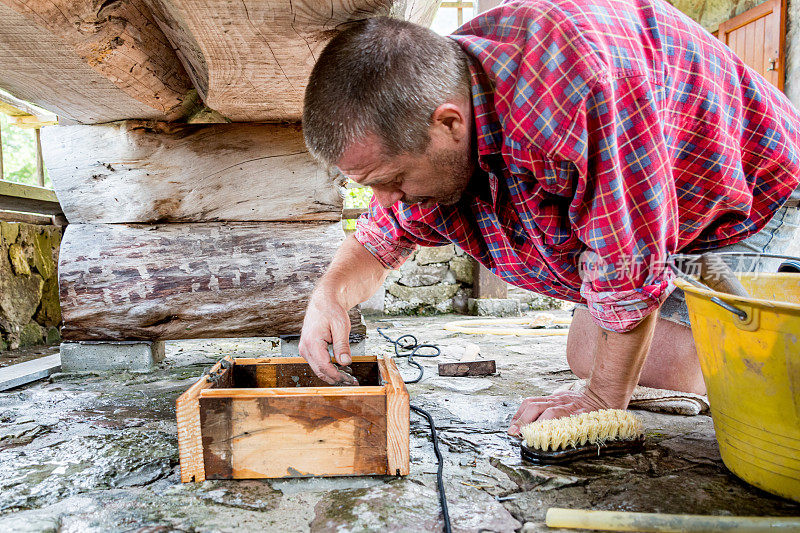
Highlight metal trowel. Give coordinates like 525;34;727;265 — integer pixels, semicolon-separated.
328;345;359;386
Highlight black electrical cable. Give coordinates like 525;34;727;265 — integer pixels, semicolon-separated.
377;326;451;533
376;326;440;383
410;404;452;533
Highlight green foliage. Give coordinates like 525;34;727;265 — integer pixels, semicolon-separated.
0;114;51;187
343;183;373;209
342;180;374;231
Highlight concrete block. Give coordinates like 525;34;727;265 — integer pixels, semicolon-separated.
468;298;521;317
60;341;165;372
359;286;385;315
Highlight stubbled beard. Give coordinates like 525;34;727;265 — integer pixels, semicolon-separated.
418;144;472;206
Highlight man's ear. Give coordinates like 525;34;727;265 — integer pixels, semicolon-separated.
431;101;469;142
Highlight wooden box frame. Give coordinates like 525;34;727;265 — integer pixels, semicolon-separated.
176;355;409;481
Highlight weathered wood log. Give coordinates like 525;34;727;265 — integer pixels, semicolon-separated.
0;181;62;216
0;0;195;123
42;121;343;223
145;0;441;121
59;222;365;341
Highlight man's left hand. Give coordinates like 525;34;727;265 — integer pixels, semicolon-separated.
507;389;611;436
507;311;660;436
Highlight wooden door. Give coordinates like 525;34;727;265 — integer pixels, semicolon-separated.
717;0;786;90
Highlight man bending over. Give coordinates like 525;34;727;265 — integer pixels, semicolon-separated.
297;0;800;433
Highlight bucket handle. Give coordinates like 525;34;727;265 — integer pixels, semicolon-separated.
668;252;800;321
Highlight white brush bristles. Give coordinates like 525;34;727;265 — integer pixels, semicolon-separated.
520;409;643;451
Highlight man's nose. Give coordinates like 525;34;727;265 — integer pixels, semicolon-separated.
372;187;403;208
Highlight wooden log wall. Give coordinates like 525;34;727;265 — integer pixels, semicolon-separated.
0;0;195;123
48;119;361;341
1;0;441;342
41;121;343;223
145;0;441;121
59;222;364;341
0;0;440;123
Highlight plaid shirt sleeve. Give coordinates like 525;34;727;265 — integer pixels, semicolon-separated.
353;197;452;269
560;73;674;332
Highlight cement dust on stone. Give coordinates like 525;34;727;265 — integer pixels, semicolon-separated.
426;376;493;393
310;479;520;532
0;430;178;512
270;475;386;496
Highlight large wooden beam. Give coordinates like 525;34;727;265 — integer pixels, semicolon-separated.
0;90;58;128
0;0;196;123
145;0;441;121
42;121;343;223
59;221;364;341
0;181;62;216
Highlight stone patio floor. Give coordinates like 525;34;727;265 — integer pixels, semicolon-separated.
0;312;798;532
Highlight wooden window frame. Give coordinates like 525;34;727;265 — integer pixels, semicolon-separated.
440;0;474;27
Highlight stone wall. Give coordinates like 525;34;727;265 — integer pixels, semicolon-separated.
359;244;568;316
0;222;62;351
383;244;474;315
786;0;800;107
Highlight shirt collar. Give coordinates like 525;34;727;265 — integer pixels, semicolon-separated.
464;54;502;159
461;52;504;207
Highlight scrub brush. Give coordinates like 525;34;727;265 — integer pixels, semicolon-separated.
519;409;645;464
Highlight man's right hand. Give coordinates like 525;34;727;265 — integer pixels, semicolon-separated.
297;234;392;385
298;289;357;385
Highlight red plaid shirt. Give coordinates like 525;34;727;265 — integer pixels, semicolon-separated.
354;0;800;332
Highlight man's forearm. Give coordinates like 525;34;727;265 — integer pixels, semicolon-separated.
585;311;659;409
315;234;390;309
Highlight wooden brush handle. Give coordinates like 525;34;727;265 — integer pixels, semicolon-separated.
696;253;750;297
545;508;800;532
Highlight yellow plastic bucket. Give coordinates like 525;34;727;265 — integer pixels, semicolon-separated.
675;273;800;502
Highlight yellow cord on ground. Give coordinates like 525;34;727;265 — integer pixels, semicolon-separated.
443;315;571;336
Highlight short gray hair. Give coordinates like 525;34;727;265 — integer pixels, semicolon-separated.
302;17;470;165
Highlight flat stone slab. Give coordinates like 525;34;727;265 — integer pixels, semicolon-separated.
0;316;796;531
0;354;60;391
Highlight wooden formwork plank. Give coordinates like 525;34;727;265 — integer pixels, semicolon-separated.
179;356;409;481
379;357;410;476
199;393;388;478
232;358;381;388
175;355;232;483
